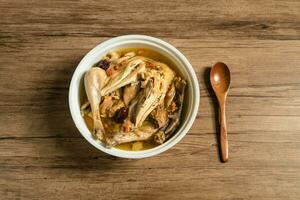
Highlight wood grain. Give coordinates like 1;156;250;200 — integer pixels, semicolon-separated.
0;0;300;199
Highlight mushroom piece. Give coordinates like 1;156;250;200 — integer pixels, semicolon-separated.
149;104;169;128
84;67;108;140
107;51;120;62
101;59;145;95
123;83;140;106
165;82;176;108
164;78;186;140
153;131;165;144
133;59;175;128
134;72;162;127
127;92;141;122
116;51;136;65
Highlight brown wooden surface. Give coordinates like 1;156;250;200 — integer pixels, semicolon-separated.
1;0;300;199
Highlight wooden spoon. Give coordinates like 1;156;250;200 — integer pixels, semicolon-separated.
210;62;231;162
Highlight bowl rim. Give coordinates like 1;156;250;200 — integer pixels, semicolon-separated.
69;35;200;158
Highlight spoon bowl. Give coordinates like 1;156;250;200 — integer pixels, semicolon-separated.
210;62;231;162
210;62;231;95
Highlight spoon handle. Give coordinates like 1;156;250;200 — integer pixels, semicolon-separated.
219;102;228;162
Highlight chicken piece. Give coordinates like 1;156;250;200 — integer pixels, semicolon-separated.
99;96;114;117
84;67;108;140
110;89;122;100
108;100;125;118
156;62;175;104
102;117;122;134
134;56;175;96
123;83;140;106
150;104;169;128
106;121;158;146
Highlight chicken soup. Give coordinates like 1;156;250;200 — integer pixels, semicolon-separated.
81;48;186;151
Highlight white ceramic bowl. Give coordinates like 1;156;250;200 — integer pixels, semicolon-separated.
69;35;200;158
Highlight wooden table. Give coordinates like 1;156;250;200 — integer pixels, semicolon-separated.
1;1;300;199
